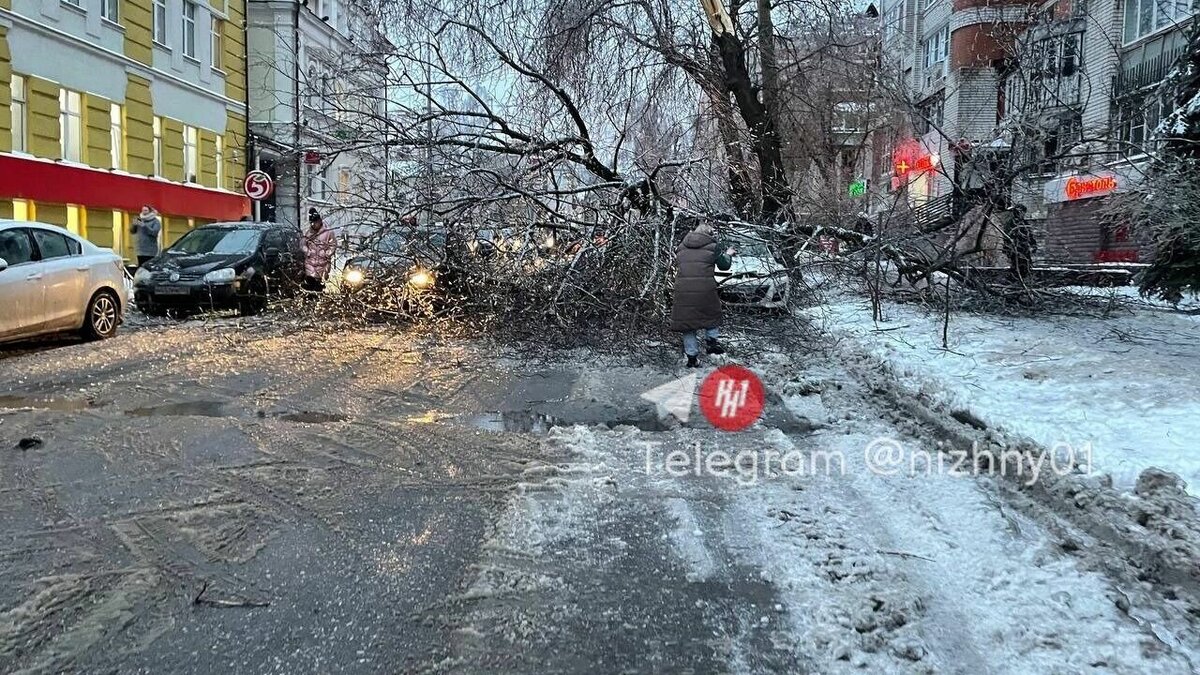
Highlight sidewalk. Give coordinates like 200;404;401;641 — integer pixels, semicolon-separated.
806;289;1200;495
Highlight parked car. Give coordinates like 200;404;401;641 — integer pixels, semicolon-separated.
0;220;126;343
133;222;305;317
716;232;792;309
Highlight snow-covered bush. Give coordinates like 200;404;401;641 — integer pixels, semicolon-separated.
1115;162;1200;304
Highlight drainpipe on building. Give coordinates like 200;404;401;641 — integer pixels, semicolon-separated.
243;3;256;220
293;0;301;231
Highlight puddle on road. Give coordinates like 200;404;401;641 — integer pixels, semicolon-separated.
126;401;234;418
0;395;107;412
123;401;345;425
459;411;560;434
454;409;673;434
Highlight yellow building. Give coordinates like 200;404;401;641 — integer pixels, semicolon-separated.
0;0;249;261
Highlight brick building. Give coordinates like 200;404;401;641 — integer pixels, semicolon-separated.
0;0;249;262
1003;0;1193;264
870;0;1034;220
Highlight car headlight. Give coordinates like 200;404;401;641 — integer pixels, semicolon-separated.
343;267;365;287
408;268;435;289
203;268;236;283
133;268;152;284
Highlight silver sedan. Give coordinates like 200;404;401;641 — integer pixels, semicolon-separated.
0;221;126;344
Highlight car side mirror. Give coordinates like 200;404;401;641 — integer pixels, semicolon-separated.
0;258;8;272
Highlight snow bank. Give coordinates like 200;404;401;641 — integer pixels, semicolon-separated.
808;292;1200;494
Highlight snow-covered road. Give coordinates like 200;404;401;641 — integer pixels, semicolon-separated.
439;352;1196;673
1;320;1197;673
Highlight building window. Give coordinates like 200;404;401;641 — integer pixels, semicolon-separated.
305;163;327;200
337;167;352;204
1035;114;1082;172
883;3;905;42
61;0;81;7
10;75;26;154
153;0;168;44
101;0;119;23
182;1;197;58
334;79;347;122
1118;91;1169;151
110;104;124;170
916;91;945;133
211;17;224;69
1124;0;1193;43
923;25;950;72
306;66;320;110
183;125;198;182
153;117;163;176
215;136;225;188
59;89;83;163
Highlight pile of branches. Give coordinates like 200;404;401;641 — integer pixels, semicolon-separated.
319;214;686;346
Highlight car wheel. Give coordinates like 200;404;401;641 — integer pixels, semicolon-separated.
82;290;121;340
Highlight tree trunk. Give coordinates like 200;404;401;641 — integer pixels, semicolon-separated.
701;0;792;222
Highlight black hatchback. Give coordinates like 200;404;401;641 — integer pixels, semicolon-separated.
133;222;305;316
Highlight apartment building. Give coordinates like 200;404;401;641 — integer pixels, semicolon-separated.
1004;0;1193;263
0;0;249;260
870;0;1034;221
246;0;390;229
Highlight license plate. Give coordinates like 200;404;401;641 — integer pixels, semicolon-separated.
155;285;190;296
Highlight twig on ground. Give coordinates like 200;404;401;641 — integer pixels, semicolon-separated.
193;580;271;609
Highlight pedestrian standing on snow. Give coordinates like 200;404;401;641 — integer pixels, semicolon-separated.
301;208;335;293
131;206;162;268
670;220;734;368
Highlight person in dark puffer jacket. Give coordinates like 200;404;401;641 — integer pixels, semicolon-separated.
669;220;733;368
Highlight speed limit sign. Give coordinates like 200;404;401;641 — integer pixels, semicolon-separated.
243;170;274;201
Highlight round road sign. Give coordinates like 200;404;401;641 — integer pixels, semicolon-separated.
243;170;274;201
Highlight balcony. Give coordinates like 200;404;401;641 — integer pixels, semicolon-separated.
1115;41;1188;97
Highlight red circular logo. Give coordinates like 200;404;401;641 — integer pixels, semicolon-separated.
698;365;765;431
243;170;274;200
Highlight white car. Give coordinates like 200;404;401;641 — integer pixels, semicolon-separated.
716;233;792;309
0;220;126;344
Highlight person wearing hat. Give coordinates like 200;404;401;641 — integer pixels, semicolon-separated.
131;206;162;267
301;208;335;292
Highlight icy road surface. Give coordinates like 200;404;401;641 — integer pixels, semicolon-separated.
0;321;1191;673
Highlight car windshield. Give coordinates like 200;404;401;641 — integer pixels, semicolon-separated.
373;232;407;254
730;238;771;258
361;230;446;259
170;228;262;255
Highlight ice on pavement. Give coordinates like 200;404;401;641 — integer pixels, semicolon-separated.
808;291;1200;494
453;390;1194;672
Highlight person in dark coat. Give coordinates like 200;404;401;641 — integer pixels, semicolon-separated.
670;221;733;368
